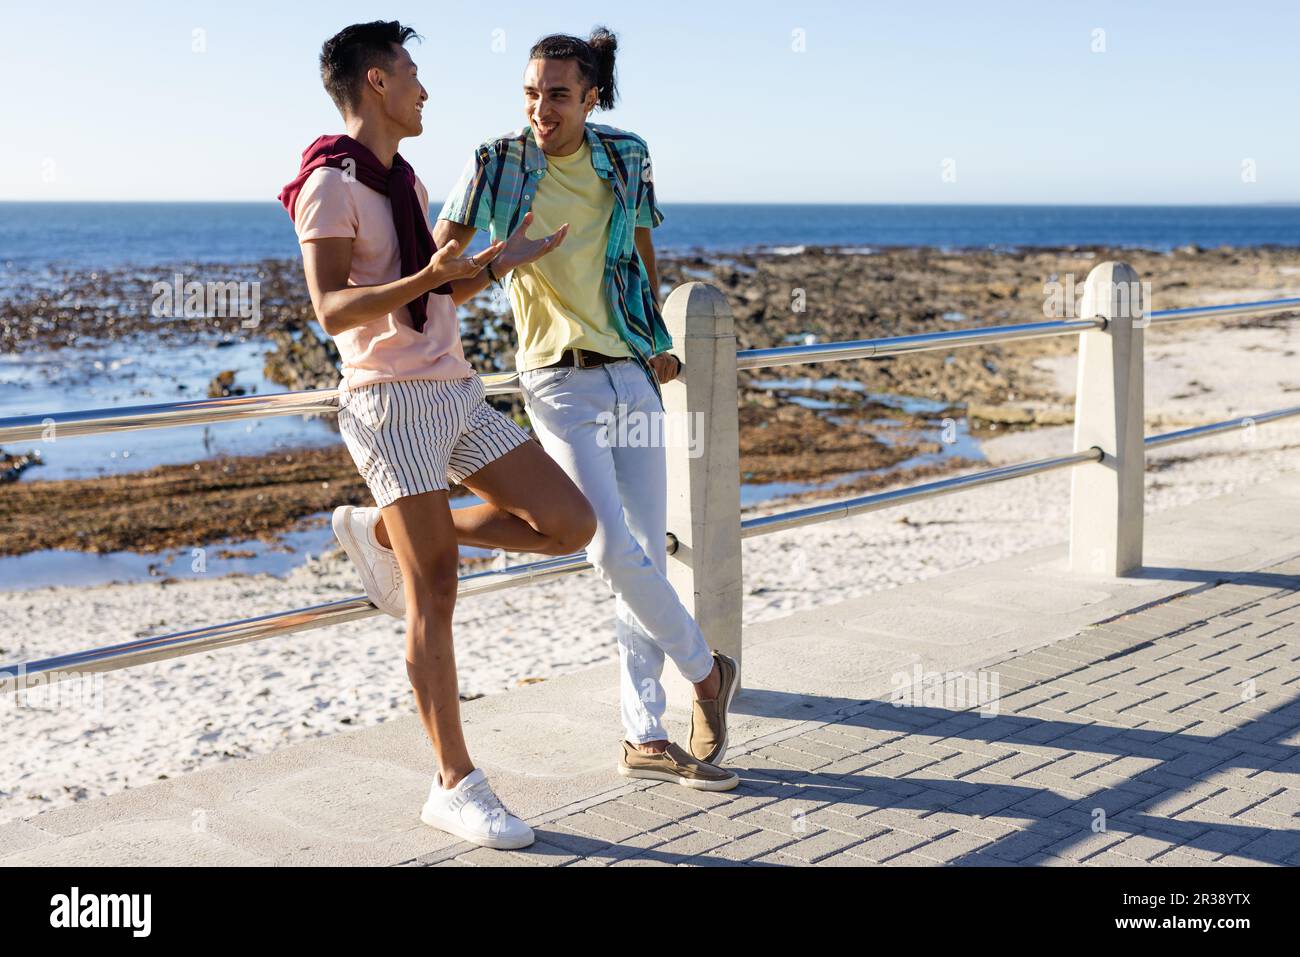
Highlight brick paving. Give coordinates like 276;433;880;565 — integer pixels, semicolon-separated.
408;560;1300;867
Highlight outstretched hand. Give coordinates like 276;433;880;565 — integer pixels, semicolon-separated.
426;239;505;287
496;211;569;273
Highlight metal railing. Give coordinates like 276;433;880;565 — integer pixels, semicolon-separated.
5;298;1297;446
3;283;1299;687
1144;405;1300;450
739;448;1104;539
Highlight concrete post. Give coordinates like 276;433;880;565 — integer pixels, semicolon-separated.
1069;261;1146;576
660;283;743;696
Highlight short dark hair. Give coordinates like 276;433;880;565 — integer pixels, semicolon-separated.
529;26;618;110
319;20;421;114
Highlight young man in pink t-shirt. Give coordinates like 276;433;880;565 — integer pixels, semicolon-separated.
285;20;594;850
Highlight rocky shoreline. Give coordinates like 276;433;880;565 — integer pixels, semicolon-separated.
2;244;1297;563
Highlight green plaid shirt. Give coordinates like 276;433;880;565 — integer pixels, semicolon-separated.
438;122;669;394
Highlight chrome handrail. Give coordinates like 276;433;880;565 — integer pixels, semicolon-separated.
1144;404;1300;449
736;317;1104;371
1;553;594;687
0;371;522;444
2;297;1297;445
16;391;1300;686
1145;296;1300;326
739;448;1103;538
4;293;1300;686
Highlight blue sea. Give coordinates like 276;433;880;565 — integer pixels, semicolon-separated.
1;202;1298;277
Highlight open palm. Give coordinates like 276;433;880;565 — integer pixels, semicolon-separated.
427;238;504;285
497;211;569;272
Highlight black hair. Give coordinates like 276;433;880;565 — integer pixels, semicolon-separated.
529;26;618;110
319;20;421;114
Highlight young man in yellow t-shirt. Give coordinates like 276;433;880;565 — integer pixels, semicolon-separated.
438;27;739;790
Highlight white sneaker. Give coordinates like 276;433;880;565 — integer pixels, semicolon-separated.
420;768;535;850
331;505;405;618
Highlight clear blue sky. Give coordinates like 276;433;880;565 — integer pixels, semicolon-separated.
1;0;1296;204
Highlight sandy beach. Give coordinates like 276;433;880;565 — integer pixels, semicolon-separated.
3;286;1300;823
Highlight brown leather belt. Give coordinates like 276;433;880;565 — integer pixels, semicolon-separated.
541;348;628;370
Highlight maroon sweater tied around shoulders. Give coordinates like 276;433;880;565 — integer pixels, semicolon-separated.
278;134;452;333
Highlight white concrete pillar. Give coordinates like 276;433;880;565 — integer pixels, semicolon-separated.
1069;261;1146;576
660;283;743;694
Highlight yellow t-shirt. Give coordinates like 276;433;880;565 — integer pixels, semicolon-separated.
508;141;633;371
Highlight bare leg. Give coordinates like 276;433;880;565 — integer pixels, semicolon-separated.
378;442;678;759
380;489;474;787
457;440;596;552
375;441;595;557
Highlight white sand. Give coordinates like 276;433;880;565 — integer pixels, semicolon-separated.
3;316;1299;824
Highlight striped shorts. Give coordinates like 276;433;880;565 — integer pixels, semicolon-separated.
336;374;533;508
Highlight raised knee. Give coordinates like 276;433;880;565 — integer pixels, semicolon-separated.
568;503;598;551
545;501;598;555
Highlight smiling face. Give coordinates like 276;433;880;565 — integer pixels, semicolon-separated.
523;57;596;156
372;43;427;137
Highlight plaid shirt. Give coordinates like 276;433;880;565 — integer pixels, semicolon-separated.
438;122;670;394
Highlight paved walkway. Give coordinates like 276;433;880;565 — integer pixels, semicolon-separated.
412;564;1300;867
5;474;1300;866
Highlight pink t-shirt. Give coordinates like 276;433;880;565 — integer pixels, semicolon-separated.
293;166;473;392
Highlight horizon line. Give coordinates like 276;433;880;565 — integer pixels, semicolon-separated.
1;199;1298;209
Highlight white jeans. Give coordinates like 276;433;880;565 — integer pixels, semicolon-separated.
519;358;715;743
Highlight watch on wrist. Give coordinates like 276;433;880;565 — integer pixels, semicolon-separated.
486;260;503;286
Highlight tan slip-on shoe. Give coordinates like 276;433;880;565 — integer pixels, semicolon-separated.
689;651;739;765
617;741;739;792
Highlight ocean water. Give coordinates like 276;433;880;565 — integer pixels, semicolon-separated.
0;202;1297;279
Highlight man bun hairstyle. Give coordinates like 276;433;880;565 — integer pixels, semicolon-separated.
529;26;619;110
320;20;421;114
